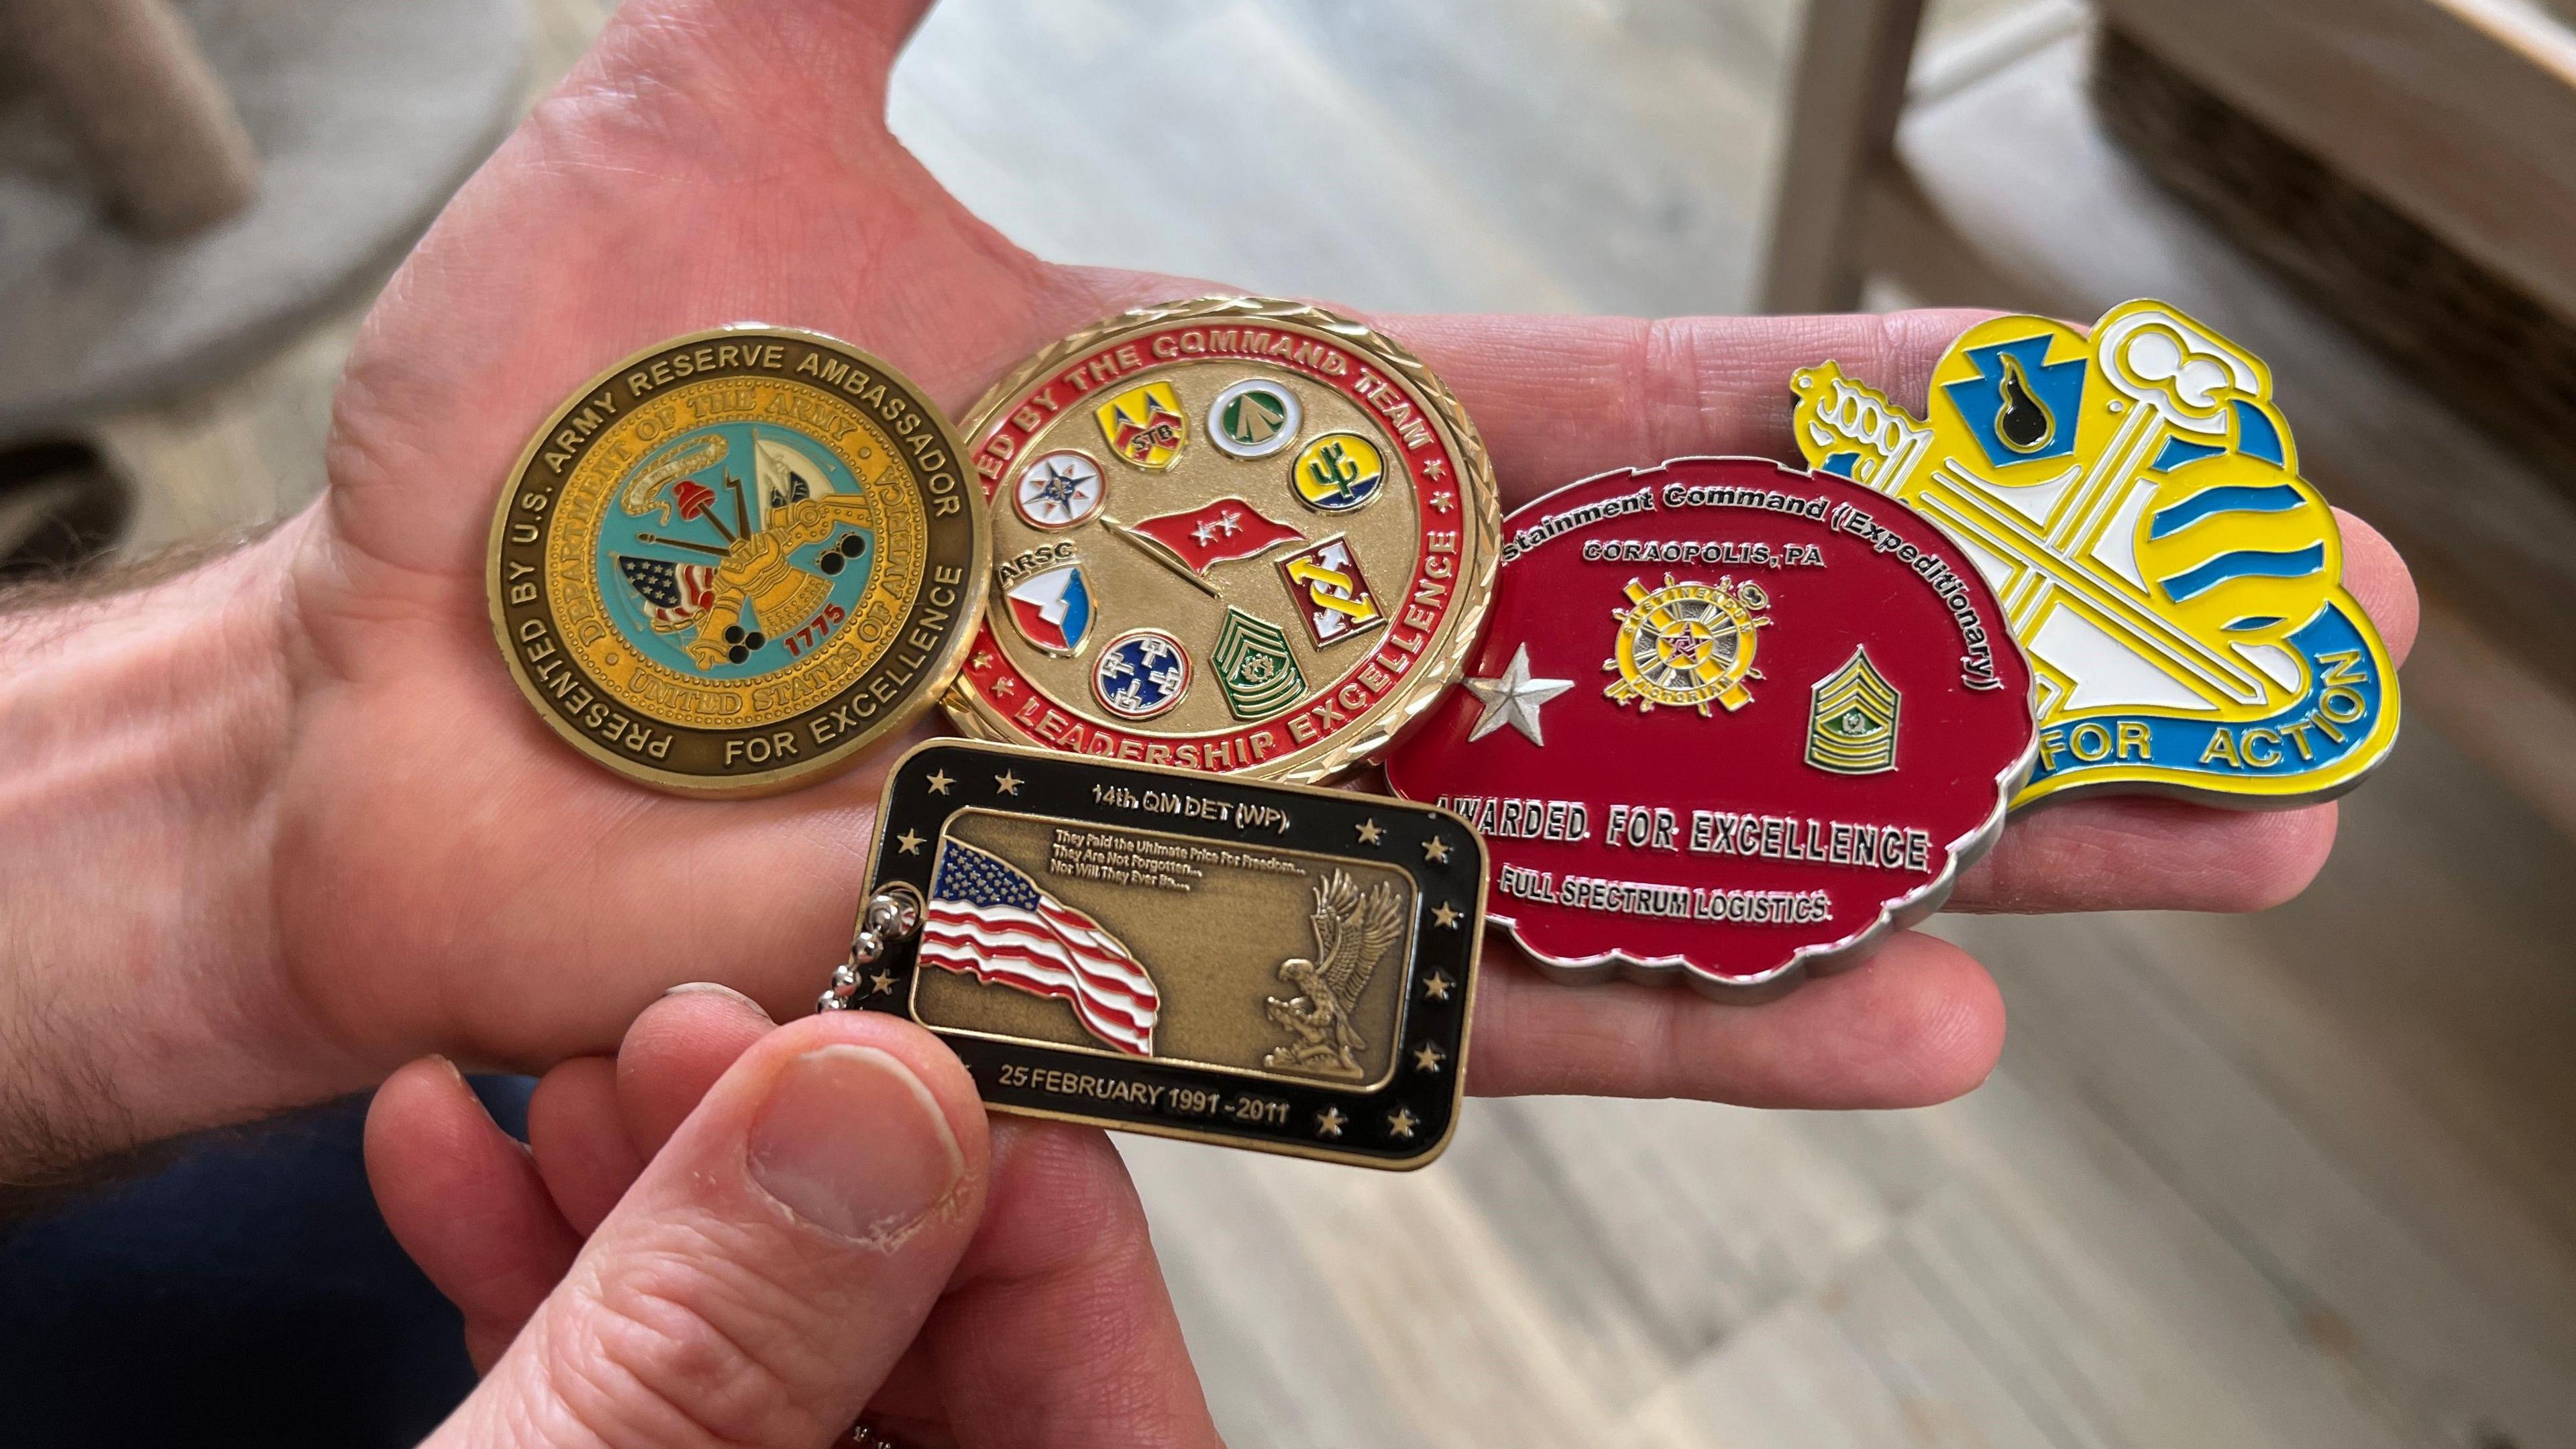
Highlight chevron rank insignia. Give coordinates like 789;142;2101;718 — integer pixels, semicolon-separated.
1789;299;2399;808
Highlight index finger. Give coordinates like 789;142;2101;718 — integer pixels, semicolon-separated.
1391;309;1992;502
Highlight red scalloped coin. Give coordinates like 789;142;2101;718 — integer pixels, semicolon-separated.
1384;457;2036;996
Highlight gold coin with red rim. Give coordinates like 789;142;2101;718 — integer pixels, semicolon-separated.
1383;457;2039;997
945;297;1499;783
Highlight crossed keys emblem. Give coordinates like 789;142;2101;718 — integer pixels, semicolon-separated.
1790;299;2398;806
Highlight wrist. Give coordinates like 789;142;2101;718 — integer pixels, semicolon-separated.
0;511;352;1181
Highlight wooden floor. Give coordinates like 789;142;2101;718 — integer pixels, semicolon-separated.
74;3;2576;1446
1124;713;2576;1449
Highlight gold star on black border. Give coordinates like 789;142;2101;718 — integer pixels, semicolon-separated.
995;770;1022;796
1356;818;1385;846
1411;1041;1446;1073
925;769;955;795
896;829;925;855
1422;971;1454;1000
868;969;898;996
1432;902;1461;928
1316;1106;1346;1138
1422;836;1452;863
1387;1107;1419;1140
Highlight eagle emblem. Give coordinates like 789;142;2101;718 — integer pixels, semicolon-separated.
1263;871;1407;1079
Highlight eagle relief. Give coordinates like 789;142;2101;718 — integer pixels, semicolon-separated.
1263;870;1407;1079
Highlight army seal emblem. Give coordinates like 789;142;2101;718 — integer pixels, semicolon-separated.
946;297;1498;783
486;327;988;796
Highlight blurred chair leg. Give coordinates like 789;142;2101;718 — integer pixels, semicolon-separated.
1755;0;1926;314
0;0;262;237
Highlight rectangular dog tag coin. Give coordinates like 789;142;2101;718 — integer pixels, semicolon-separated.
825;741;1486;1169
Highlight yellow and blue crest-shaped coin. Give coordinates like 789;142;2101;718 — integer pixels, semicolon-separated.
1788;299;2398;808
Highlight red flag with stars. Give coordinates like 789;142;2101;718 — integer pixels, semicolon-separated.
1123;497;1304;577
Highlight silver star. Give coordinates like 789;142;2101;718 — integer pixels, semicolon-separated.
1464;643;1573;745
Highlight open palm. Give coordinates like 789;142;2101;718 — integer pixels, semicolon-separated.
272;0;2418;1108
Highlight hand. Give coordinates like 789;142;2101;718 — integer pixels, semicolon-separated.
364;985;1219;1448
0;0;2421;1171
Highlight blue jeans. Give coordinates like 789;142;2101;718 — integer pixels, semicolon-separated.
0;1077;531;1446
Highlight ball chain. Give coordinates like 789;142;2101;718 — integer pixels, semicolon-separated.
818;880;924;1014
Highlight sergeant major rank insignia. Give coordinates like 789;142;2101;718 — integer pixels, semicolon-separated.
1789;299;2399;808
1213;606;1306;720
1808;649;1900;774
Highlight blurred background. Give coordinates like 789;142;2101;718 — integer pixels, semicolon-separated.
5;1;2574;1446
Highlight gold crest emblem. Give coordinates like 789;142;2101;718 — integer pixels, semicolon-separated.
1603;574;1770;716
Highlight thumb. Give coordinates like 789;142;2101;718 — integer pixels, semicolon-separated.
430;1014;991;1448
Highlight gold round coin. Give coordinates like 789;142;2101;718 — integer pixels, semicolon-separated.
486;327;988;796
944;297;1498;782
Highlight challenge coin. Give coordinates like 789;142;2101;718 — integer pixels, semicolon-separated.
945;297;1499;782
1789;299;2399;808
823;740;1486;1169
486;327;988;796
1384;457;2038;998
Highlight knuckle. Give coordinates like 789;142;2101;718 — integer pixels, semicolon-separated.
1636;316;1716;458
537;1228;833;1447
